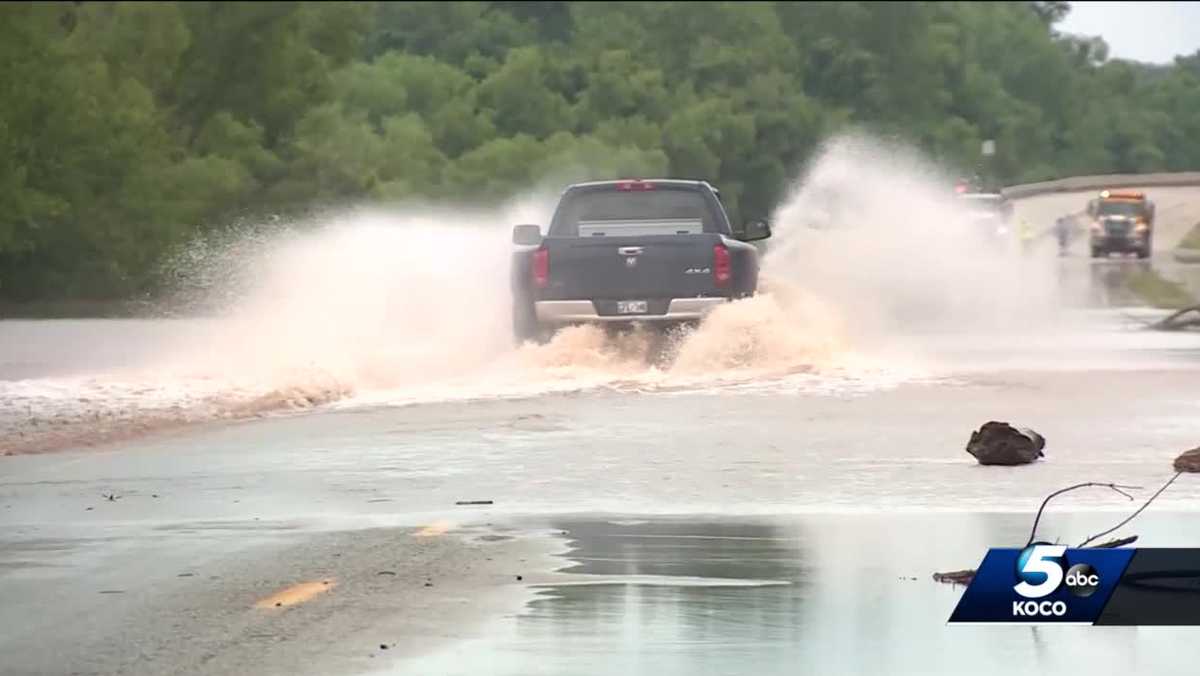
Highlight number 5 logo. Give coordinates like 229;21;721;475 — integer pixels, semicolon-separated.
1014;544;1066;599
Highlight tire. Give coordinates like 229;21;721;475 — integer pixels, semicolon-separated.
1136;246;1151;260
1090;246;1104;259
512;300;543;346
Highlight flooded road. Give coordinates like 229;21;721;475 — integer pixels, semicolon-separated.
2;178;1200;675
3;305;1200;675
391;514;1200;676
4;308;1200;518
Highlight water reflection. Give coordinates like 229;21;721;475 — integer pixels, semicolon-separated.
388;514;1200;676
1087;258;1151;307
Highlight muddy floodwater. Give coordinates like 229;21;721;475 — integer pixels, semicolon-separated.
3;178;1200;676
4;303;1200;509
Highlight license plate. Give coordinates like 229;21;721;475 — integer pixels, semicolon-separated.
617;300;648;314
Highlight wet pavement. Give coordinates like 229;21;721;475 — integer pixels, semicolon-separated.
390;514;1200;676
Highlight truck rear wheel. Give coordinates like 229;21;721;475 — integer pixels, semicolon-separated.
512;301;548;346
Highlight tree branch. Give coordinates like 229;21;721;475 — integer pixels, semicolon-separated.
1089;535;1138;549
1149;305;1200;332
1077;472;1182;548
1025;482;1139;547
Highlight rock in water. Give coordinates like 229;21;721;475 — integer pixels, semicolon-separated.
966;421;1045;466
1174;447;1200;473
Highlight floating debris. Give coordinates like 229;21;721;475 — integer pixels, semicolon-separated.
932;570;976;586
1148;305;1200;332
966;421;1044;465
1174;447;1200;473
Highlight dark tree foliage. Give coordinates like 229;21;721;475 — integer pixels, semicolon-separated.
2;1;1198;301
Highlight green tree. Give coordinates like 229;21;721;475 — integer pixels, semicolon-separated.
477;46;573;138
6;1;1200;304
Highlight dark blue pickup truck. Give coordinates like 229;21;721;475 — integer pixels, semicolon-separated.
510;179;771;343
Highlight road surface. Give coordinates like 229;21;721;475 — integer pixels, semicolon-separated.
2;184;1200;676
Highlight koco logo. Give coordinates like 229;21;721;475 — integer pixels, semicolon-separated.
1012;545;1101;617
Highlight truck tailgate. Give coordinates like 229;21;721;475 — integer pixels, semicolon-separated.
540;234;725;301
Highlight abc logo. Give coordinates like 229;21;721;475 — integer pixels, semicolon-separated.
1064;563;1100;598
1014;545;1101;599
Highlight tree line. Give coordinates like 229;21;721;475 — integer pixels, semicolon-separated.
2;1;1199;302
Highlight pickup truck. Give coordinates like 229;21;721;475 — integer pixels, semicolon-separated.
510;179;771;343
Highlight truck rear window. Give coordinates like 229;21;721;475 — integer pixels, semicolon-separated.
550;188;718;237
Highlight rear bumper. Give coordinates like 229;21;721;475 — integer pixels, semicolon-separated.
534;297;728;324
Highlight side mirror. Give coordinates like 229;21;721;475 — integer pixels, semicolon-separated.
512;224;542;246
741;219;772;242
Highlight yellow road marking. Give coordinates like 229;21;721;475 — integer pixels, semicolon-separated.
254;579;335;609
413;519;454;537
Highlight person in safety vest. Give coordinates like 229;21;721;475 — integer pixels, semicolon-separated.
1018;217;1035;255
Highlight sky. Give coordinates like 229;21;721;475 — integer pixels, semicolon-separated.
1057;1;1200;64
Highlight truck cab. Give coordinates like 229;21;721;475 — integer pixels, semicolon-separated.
1087;190;1154;259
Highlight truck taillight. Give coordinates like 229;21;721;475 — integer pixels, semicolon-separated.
616;180;655;191
713;244;731;287
532;248;549;289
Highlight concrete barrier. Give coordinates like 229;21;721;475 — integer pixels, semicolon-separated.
1175;248;1200;264
1000;172;1200;264
1002;172;1200;200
